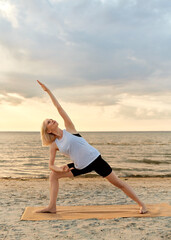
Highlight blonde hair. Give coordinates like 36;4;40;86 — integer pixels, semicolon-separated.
41;119;57;146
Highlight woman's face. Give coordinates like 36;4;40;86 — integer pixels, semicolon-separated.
45;119;58;133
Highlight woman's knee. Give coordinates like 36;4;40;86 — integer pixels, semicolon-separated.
49;171;59;181
49;170;73;181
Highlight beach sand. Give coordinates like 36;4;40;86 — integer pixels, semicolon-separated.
0;177;170;240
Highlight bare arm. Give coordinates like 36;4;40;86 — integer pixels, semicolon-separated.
49;142;73;173
37;80;77;133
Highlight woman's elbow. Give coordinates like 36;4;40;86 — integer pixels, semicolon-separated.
49;164;53;170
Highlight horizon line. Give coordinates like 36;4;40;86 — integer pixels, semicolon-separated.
0;130;171;133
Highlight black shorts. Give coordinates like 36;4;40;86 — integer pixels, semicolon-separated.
67;155;112;178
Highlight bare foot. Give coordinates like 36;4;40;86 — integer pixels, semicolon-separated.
139;203;147;214
35;206;56;214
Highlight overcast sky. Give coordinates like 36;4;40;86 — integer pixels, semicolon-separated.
0;0;171;131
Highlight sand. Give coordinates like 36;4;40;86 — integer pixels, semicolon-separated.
0;177;171;240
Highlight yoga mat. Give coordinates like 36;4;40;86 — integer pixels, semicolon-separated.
21;203;171;221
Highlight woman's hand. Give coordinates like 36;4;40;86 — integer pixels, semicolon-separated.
60;165;74;172
37;80;49;92
50;164;74;173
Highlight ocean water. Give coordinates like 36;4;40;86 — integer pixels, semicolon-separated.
0;131;171;179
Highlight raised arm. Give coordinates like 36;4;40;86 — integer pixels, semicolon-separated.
37;80;77;133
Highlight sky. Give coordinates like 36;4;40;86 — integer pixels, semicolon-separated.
0;0;171;131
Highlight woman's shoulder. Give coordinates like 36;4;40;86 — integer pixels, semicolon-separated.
65;125;78;134
65;128;80;135
65;130;82;137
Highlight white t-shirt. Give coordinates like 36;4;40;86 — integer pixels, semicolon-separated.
55;130;100;169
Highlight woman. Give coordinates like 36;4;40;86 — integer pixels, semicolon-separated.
36;80;147;214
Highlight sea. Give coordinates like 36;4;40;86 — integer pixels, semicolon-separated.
0;131;171;179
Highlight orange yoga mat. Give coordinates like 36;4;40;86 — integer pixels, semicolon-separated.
21;203;171;221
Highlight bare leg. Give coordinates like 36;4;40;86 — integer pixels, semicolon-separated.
105;171;147;214
36;170;73;213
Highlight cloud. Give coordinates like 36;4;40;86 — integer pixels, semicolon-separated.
54;85;120;106
0;92;24;105
0;0;171;107
115;92;171;119
117;104;171;120
0;1;18;27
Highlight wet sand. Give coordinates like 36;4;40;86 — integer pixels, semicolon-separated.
0;177;171;240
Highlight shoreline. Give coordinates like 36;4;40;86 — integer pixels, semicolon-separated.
0;176;171;181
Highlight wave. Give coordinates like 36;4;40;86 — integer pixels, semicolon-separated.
128;159;171;165
0;176;49;180
91;142;170;146
120;173;171;178
1;173;171;180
